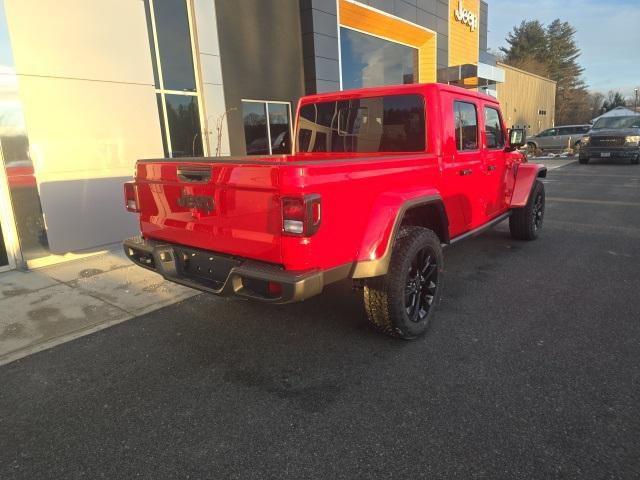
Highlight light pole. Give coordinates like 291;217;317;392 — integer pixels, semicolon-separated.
635;88;639;114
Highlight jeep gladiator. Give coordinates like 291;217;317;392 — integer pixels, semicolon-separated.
123;83;546;339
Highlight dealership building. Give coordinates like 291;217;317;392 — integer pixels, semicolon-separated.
0;0;553;271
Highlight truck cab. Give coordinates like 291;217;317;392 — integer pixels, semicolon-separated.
123;83;546;339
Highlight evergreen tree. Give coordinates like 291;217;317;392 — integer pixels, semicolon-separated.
500;20;548;72
500;19;589;124
602;91;627;112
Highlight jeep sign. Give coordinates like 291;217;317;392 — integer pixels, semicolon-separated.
454;0;477;32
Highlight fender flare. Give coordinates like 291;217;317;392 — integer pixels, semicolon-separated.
510;163;547;208
351;189;447;279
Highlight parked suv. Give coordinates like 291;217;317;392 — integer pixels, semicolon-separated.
526;125;591;152
579;116;640;164
123;83;546;339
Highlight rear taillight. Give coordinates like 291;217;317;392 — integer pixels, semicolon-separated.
124;182;139;212
282;194;321;236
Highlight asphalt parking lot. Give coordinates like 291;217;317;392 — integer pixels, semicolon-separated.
1;161;639;479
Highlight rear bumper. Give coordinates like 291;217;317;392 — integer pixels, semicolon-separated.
580;147;639;160
123;236;350;304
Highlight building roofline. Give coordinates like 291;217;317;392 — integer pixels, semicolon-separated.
496;62;557;84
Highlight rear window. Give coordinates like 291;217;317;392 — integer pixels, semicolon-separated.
296;94;425;153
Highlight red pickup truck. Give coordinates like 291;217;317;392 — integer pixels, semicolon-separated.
123;83;546;339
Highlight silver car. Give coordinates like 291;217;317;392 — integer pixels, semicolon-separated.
526;125;591;151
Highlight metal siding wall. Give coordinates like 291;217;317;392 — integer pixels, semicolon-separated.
215;0;306;156
448;0;479;66
300;0;340;94
496;63;557;135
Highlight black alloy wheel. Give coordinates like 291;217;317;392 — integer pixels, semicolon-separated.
532;189;545;232
363;227;444;339
404;246;438;323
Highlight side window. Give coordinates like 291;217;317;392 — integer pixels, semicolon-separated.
296;94;425;153
558;127;571;136
454;101;478;151
483;107;505;149
580;126;591;133
242;100;292;156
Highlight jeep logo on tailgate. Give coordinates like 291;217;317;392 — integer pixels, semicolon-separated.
177;192;215;213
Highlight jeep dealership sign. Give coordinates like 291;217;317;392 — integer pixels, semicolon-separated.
454;0;477;32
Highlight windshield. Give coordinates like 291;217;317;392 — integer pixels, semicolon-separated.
592;116;640;130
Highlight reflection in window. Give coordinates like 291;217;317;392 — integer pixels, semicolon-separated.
143;0;203;157
454;101;478;151
340;27;418;90
0;222;7;266
243;102;269;155
165;95;203;157
297;94;425;153
268;103;291;154
484;107;505;149
241;101;291;156
150;0;196;91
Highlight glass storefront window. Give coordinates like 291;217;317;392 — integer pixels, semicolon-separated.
0;0;50;264
241;101;292;156
165;95;203;157
340;27;418;90
0;222;8;267
152;0;197;92
268;103;291;154
143;0;204;158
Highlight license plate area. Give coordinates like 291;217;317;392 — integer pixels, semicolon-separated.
601;152;611;158
175;247;241;290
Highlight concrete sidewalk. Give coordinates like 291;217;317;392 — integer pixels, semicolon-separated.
0;247;198;365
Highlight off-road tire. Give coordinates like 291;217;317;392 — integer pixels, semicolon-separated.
509;180;545;241
363;227;443;339
578;157;589;164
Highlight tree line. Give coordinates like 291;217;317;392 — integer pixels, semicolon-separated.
499;19;636;124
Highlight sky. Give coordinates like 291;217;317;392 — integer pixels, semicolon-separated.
488;0;640;99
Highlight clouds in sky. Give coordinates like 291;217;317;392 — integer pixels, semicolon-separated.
488;0;640;97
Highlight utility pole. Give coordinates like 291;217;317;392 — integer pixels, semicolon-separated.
635;88;639;114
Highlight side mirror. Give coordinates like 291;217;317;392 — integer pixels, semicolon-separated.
508;128;526;151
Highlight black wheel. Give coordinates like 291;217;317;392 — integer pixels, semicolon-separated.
631;155;639;165
579;157;589;164
363;227;443;339
509;180;545;241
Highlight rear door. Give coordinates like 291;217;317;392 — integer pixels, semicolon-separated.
481;105;508;217
440;97;485;233
557;127;574;150
537;128;558;149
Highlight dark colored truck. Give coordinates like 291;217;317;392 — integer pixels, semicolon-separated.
579;115;640;164
123;83;546;339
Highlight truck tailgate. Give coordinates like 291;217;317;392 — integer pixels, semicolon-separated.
134;160;282;264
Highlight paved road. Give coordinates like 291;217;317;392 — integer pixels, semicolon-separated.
1;161;639;479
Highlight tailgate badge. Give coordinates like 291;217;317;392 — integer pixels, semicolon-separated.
177;191;215;214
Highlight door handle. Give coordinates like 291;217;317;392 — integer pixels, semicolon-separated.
487;165;497;172
459;169;473;176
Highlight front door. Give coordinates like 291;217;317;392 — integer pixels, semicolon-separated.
440;98;486;235
481;105;509;217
